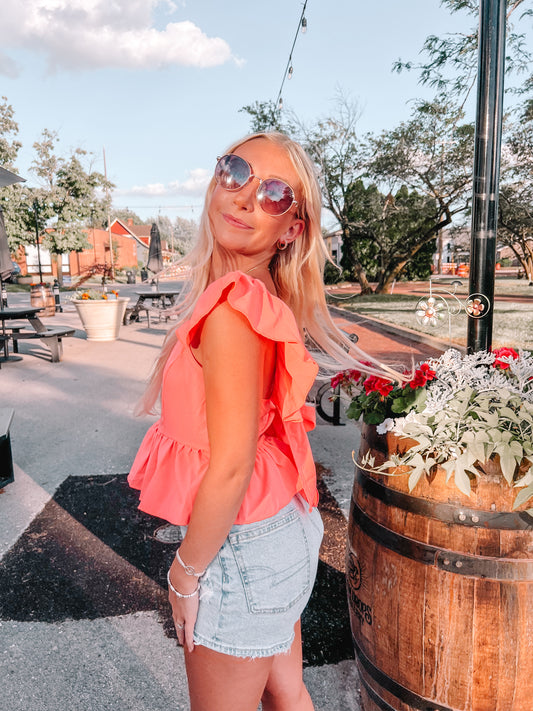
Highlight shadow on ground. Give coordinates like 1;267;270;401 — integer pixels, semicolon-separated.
0;471;354;667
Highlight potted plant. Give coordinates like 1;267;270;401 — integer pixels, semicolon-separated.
334;347;533;711
337;346;533;510
71;289;129;342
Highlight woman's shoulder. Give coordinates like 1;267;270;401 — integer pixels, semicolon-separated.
187;270;301;344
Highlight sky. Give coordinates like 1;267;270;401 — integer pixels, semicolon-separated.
1;1;482;227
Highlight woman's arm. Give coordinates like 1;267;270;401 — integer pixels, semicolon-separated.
168;299;271;649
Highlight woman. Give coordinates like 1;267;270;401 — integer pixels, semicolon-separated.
129;132;389;711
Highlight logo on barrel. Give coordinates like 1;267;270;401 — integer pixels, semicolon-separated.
347;550;373;626
348;551;362;590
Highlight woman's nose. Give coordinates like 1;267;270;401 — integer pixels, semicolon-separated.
232;179;257;211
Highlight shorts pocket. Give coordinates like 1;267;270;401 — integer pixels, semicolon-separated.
228;510;311;614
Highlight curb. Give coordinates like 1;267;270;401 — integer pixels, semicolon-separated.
328;305;466;355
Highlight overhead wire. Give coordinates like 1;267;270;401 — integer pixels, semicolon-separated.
275;0;308;113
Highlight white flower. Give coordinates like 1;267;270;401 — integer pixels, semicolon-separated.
377;418;395;435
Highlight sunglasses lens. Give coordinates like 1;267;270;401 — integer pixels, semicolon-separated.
258;179;295;216
215;154;250;191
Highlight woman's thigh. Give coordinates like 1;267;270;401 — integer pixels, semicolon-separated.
184;644;273;711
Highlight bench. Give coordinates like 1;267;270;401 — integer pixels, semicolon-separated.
10;326;76;362
0;408;15;488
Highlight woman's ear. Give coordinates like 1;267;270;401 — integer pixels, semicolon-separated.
281;218;305;246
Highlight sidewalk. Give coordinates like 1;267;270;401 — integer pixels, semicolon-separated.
0;289;444;711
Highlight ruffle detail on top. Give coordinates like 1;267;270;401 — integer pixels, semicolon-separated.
128;271;319;524
182;270;318;416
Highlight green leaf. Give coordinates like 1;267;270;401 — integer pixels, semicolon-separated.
454;465;471;496
346;402;362;420
495;446;517;484
512;483;533;510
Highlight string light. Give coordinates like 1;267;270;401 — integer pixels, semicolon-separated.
275;0;308;115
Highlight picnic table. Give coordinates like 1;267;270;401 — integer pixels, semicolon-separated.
0;306;75;363
124;287;181;327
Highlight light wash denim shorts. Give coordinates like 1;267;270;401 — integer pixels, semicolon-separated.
180;494;323;658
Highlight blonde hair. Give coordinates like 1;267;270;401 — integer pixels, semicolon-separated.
138;132;400;414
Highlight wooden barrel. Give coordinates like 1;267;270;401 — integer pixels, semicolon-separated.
30;283;55;317
347;424;533;711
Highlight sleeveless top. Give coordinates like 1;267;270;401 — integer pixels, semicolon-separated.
128;270;319;525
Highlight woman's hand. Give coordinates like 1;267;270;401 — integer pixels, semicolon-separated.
167;559;200;652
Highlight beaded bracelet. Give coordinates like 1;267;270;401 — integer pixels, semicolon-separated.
176;548;206;578
166;571;199;599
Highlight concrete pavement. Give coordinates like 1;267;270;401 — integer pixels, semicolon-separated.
0;285;444;711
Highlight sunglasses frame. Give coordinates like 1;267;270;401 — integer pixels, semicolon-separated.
215;154;298;217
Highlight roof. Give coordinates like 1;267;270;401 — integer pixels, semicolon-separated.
110;219;150;249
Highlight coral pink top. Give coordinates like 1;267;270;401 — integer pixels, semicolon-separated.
128;271;319;525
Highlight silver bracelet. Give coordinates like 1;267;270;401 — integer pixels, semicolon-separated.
166;570;199;599
175;548;206;578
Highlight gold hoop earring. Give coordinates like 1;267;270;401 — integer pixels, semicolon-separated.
277;240;288;251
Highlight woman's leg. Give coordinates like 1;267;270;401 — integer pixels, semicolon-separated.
184;643;273;711
261;620;314;711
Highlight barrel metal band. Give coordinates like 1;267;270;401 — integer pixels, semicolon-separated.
350;500;533;581
356;468;533;531
353;636;453;711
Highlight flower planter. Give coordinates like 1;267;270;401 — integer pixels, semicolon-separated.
73;297;128;342
347;423;533;711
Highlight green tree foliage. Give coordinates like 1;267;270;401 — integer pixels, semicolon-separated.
238;100;288;133
0;97;27;251
110;208;146;226
172;216;198;256
393;0;532;101
498;106;533;280
30;130;113;255
344;181;439;290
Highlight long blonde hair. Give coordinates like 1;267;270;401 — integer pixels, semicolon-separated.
138;132;400;414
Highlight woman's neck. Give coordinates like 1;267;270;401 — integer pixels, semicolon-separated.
210;252;277;295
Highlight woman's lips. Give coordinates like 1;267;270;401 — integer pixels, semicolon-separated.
222;213;252;229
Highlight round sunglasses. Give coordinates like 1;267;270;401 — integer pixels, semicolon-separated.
214;154;298;216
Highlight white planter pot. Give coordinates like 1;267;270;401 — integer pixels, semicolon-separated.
73;297;129;342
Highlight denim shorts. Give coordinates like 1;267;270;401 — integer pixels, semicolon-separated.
180;494;323;658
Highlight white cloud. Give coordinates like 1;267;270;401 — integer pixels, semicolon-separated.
117;168;211;199
0;0;236;75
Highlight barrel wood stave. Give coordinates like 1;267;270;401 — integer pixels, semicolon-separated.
348;425;533;711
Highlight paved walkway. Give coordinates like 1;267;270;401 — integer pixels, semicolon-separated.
0;285;446;711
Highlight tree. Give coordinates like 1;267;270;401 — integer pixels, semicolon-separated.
394;0;532;103
367;100;475;286
28;130;114;280
172;216;198;256
343;181;439;291
110;208;145;226
239;100;288;133
498;183;533;280
0;97;28;252
497;105;533;280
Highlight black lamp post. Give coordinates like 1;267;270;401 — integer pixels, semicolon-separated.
32;198;44;284
467;0;507;353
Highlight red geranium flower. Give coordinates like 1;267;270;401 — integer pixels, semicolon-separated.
406;362;436;389
363;375;394;398
330;368;365;389
492;347;519;370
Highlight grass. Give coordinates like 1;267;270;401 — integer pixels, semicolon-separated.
333;291;533;349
